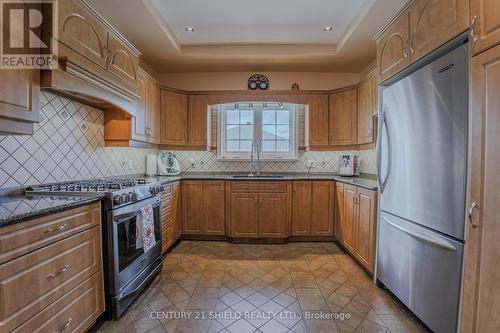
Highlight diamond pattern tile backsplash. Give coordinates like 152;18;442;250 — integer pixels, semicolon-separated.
0;91;156;189
0;91;376;190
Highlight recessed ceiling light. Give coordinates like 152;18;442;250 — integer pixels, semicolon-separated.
323;26;333;32
186;27;194;32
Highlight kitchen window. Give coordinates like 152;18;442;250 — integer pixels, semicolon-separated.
217;102;298;160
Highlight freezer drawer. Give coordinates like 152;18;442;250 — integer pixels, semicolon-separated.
377;212;463;333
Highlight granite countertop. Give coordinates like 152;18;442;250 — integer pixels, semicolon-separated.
0;194;103;228
152;172;379;190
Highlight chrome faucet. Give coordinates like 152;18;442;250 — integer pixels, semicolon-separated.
249;139;261;177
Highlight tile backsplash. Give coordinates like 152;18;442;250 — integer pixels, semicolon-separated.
0;91;156;189
0;91;376;189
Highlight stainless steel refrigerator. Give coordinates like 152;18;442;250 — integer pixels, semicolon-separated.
376;43;468;333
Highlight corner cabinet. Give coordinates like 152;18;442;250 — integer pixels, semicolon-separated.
160;91;188;146
335;183;378;273
357;75;375;145
0;70;40;135
459;43;500;333
329;89;358;146
188;95;208;147
308;95;330;147
470;0;500;55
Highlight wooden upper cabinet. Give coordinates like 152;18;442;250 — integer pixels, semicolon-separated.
203;181;225;235
377;12;411;82
470;0;500;55
308;95;330;147
460;44;500;333
131;69;148;142
161;91;188;146
329;89;358;146
58;0;108;69
355;189;377;272
357;78;374;145
258;193;288;238
0;70;40;135
292;181;312;236
107;33;139;88
182;181;204;234
311;181;334;236
409;0;469;61
188;95;208;147
230;193;259;238
148;80;161;144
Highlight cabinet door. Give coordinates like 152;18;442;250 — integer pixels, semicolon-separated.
58;0;108;69
342;185;357;253
357;78;374;145
182;181;204;234
0;70;39;135
377;12;411;82
470;0;500;55
460;44;500;333
188;95;208;147
308;95;330;147
291;181;312;236
173;182;182;241
131;69;148;142
355;189;377;273
409;0;469;61
107;33;139;88
147;79;161;144
203;181;225;235
161;91;188;146
311;181;334;236
258;193;288;238
329;89;358;146
334;183;344;241
230;193;259;238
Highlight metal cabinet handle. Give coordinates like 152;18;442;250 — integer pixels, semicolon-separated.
468;201;479;228
102;47;108;61
259;197;263;207
54;318;71;333
471;16;479;43
402;41;408;58
45;223;68;233
254;197;258;207
408;36;415;54
47;264;69;279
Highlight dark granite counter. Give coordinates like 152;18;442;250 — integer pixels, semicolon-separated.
151;173;378;191
0;194;103;228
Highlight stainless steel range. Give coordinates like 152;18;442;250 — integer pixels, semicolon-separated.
26;178;163;319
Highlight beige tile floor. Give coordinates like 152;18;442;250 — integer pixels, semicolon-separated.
94;241;429;333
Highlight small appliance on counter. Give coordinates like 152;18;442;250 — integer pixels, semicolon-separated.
146;154;157;176
339;154;360;176
157;152;181;175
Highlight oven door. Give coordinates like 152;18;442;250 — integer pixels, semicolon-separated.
109;195;162;295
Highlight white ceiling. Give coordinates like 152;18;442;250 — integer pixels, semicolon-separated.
151;0;367;45
85;0;409;73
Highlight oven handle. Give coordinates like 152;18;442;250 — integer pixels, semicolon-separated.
112;196;160;222
113;203;160;223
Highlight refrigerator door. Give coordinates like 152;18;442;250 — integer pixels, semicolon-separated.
379;44;468;240
377;212;463;333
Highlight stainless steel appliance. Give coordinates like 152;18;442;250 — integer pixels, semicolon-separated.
158;152;181;175
339;154;360;176
376;42;468;333
26;178;163;319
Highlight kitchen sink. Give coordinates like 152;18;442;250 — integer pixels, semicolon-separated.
232;175;285;179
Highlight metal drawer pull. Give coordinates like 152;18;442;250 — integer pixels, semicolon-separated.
45;224;68;233
468;201;479;228
54;318;71;333
47;265;69;279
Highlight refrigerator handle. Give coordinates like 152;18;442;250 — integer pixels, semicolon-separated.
383;216;458;251
377;110;386;193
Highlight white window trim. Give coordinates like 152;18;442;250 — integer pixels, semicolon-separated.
217;102;299;161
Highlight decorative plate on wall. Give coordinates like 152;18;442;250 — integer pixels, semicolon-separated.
248;74;269;90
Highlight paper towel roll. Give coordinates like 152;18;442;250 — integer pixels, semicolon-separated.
146;154;157;176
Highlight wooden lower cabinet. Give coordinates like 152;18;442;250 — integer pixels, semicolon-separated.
258;193;288;238
161;181;181;253
336;183;378;273
459;43;500;333
334;183;344;241
230;193;260;238
291;181;334;237
182;180;225;236
0;203;104;332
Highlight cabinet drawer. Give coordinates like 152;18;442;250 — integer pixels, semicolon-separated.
0;202;100;264
12;271;104;333
231;181;286;193
0;226;102;332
